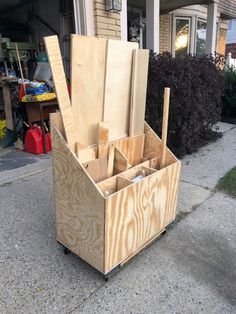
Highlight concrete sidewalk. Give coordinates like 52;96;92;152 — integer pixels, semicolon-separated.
0;122;236;313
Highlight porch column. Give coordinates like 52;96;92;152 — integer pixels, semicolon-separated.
146;0;160;53
206;2;218;55
121;0;128;41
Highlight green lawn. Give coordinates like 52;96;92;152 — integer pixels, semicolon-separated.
217;167;236;198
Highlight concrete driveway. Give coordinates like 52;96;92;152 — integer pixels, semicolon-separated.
0;122;235;313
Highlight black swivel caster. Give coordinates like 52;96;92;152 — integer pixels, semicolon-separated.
63;247;71;255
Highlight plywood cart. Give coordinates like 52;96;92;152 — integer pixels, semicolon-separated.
45;35;181;277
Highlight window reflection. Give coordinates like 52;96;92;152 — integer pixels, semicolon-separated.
196;19;207;55
175;18;190;58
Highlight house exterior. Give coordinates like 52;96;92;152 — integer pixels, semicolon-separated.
74;0;236;57
226;19;236;58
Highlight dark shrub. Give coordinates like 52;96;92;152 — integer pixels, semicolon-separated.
146;52;225;158
222;67;236;118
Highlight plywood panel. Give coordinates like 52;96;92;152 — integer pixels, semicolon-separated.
50;112;65;138
113;147;129;175
98;122;109;158
44;36;79;152
129;49;149;137
103;40;139;141
114;134;145;166
144;122;177;166
83;157;108;183
71;35;107;145
104;160;181;273
51;125;105;272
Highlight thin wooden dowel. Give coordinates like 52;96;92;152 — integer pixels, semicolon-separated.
160;87;170;169
15;43;26;94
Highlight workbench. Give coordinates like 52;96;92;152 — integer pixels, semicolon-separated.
0;76;18;130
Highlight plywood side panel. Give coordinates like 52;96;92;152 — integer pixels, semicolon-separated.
129;49;149;137
103;40;139;141
114;134;145;166
44;35;79;152
51;125;105;272
71;35;107;145
144;122;178;166
104;161;181;273
50;112;65;138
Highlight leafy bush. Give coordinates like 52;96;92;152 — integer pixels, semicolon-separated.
222;67;236;117
146;52;225;158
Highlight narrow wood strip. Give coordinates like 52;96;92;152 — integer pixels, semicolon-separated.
129;49;149;137
98;122;109;158
160;87;170;169
44;35;79;152
107;143;115;177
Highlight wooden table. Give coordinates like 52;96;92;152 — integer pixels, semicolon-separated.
25;100;58;153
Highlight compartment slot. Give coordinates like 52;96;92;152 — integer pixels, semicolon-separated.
83;157;108;183
113;146;130;175
77;146;97;164
149;157;160;170
113;134;145;166
97;176;133;197
121;165;157;182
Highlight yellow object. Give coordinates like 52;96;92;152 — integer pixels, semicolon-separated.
21;92;56;102
0;120;7;139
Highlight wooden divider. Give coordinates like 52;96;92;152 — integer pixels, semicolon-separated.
114;134;145;166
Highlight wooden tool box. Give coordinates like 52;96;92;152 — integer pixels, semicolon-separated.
45;35;181;276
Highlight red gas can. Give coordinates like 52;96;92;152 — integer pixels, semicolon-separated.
25;126;51;154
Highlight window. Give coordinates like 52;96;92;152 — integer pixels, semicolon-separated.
127;7;146;48
174;17;191;58
196;19;207;55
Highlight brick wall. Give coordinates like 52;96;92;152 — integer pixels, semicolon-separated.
94;1;121;39
160;14;171;53
217;28;227;55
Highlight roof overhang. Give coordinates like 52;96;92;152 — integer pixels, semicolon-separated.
160;0;218;14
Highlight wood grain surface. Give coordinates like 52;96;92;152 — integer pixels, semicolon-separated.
114;134;145;166
98;122;109;158
129;49;149;137
104;160;181;273
113;147;129;175
103;40;139;141
51;124;105;272
71;35;107;145
144;122;177;166
44;35;79;152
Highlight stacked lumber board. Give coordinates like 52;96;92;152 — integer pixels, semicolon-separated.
45;35;181;275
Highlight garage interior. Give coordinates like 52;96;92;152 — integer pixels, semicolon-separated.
0;0;75;153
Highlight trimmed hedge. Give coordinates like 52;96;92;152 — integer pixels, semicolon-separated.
146;52;224;158
222;67;236;118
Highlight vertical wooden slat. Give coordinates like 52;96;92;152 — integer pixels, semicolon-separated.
129;49;149;137
44;35;79;152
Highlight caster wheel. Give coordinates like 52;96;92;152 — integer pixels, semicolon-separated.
63;247;71;255
104;276;109;282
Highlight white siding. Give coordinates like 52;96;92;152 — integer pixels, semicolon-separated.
226;19;236;44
